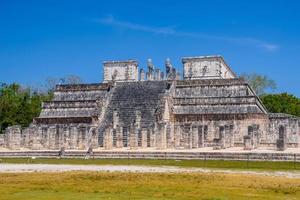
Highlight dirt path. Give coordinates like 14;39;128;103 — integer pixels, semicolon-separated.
0;163;300;178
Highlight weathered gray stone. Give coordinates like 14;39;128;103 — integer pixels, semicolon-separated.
243;135;252;150
4;125;21;150
1;55;299;151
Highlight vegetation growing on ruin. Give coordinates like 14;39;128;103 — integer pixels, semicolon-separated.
0;74;299;134
260;93;300;117
0;171;299;200
0;83;53;133
1;158;300;171
0;75;82;133
240;73;277;95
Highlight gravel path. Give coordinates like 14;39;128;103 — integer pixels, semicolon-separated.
0;164;300;178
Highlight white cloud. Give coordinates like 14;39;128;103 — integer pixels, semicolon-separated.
259;43;279;52
96;15;279;52
98;15;176;35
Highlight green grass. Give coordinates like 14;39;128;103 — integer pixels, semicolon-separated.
1;157;300;171
0;171;300;200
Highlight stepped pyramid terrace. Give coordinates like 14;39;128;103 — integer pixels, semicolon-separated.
0;55;299;151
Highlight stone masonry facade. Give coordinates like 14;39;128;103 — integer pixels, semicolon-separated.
1;55;300;151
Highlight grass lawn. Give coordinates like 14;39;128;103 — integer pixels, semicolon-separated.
0;171;300;200
1;157;300;171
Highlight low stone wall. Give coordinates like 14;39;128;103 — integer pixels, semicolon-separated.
0;150;299;162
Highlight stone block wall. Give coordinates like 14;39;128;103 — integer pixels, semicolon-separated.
1;56;299;151
268;113;300;148
182;56;236;80
1;124;97;150
4;125;21;150
103;60;138;82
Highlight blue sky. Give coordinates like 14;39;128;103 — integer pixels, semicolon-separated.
0;0;299;96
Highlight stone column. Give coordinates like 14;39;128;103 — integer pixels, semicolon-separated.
104;128;113;149
166;124;174;148
40;127;48;149
150;128;156;147
162;124;167;149
113;111;119;148
243;135;252;150
154;123;160;149
219;126;226;149
5;125;21;150
32;126;43;150
91;127;99;149
277;139;286;151
63;126;70;149
174;125;181;148
198;126;204;148
116;126;123;148
277;125;286;151
22;128;30;149
252;125;259;149
69;126;78;149
229;124;234;147
183;125;192;149
58;126;64;149
129;124;138;149
192;126;199;148
141;128;148;148
224;125;230;148
0;134;4;148
156;123;167;150
53;126;60;149
48;126;57;150
77;126;87;150
86;127;94;150
29;126;37;149
187;128;192;149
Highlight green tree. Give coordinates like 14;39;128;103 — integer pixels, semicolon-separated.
0;83;23;132
260;93;300;117
0;75;81;134
0;83;53;134
240;73;277;95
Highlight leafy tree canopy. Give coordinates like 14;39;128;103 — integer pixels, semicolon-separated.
260;93;300;117
240;73;277;95
0;75;82;134
0;83;52;133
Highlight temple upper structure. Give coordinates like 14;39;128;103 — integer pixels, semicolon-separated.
103;60;138;82
1;55;299;151
182;56;236;80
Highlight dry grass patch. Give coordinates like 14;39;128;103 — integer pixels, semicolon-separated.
0;172;300;200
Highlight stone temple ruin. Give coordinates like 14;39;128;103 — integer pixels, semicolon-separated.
0;55;299;151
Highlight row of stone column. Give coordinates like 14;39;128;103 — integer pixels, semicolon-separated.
3;125;22;149
102;122;236;150
0;122;290;151
216;125;234;149
173;124;236;149
2;124;98;150
101;122;170;149
174;125;207;149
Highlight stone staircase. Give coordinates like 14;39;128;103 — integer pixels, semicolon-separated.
97;81;169;133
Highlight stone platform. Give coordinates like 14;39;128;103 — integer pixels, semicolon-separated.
0;148;300;161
